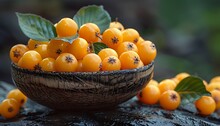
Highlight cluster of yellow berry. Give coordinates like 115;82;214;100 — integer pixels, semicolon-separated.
0;89;27;119
10;18;156;72
138;73;220;116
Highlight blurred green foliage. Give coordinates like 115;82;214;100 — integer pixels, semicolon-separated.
148;0;220;81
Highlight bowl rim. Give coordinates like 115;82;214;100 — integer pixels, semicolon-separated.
11;61;154;76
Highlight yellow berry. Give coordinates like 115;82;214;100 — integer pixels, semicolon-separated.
67;38;89;60
18;50;42;70
55;53;78;72
102;28;123;49
82;53;102;72
56;18;78;37
7;89;27;107
119;51;140;70
98;48;118;61
195;96;216;116
79;23;100;43
10;44;29;63
102;56;121;71
138;85;161;105
122;28;139;43
0;99;20;119
159;90;181;110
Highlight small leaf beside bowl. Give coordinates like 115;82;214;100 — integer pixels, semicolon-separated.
175;76;210;105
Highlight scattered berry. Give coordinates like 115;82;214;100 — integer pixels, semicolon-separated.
159;90;181;111
195;96;216;116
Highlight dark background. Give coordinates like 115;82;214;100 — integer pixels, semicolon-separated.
1;0;220;84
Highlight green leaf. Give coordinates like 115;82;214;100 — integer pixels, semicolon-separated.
53;34;78;43
175;76;210;105
92;42;108;54
73;5;111;33
16;12;57;41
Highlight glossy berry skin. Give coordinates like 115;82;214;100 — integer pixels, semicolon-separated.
171;78;180;85
158;79;176;94
79;23;100;43
206;82;220;92
211;90;220;110
98;48;118;61
195;96;216;116
39;58;56;72
122;28;140;43
117;42;138;56
137;60;144;68
136;37;144;45
137;41;157;65
34;44;49;59
55;53;78;72
10;44;29;63
138;85;161;105
27;39;48;50
82;53;102;72
102;28;123;49
56;18;78;37
101;56;121;71
148;79;159;87
18;50;42;70
210;76;220;83
109;21;124;31
76;60;83;72
0;99;20;119
119;51;140;70
47;40;70;59
67;38;89;60
159;90;181;111
7;89;27;107
175;72;190;82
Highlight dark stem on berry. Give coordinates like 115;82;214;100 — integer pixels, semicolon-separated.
171;93;178;101
21;99;24;104
139;92;143;98
8;107;14;112
108;57;116;64
115;17;118;23
150;43;156;50
34;44;39;49
56;49;62;54
34;64;42;71
13;49;21;58
88;44;94;53
127;43;134;50
133;56;140;64
111;37;119;44
65;55;73;63
95;32;102;40
134;38;138;43
99;63;102;69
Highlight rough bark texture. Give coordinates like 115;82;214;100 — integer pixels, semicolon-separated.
0;81;219;126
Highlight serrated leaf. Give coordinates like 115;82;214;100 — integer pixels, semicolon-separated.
16;12;57;41
175;76;210;105
73;5;111;33
53;34;78;43
92;42;108;54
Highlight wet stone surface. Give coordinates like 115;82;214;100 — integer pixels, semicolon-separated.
0;82;220;126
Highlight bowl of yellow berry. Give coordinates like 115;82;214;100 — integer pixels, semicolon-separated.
10;5;156;110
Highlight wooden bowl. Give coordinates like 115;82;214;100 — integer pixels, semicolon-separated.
11;62;154;110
